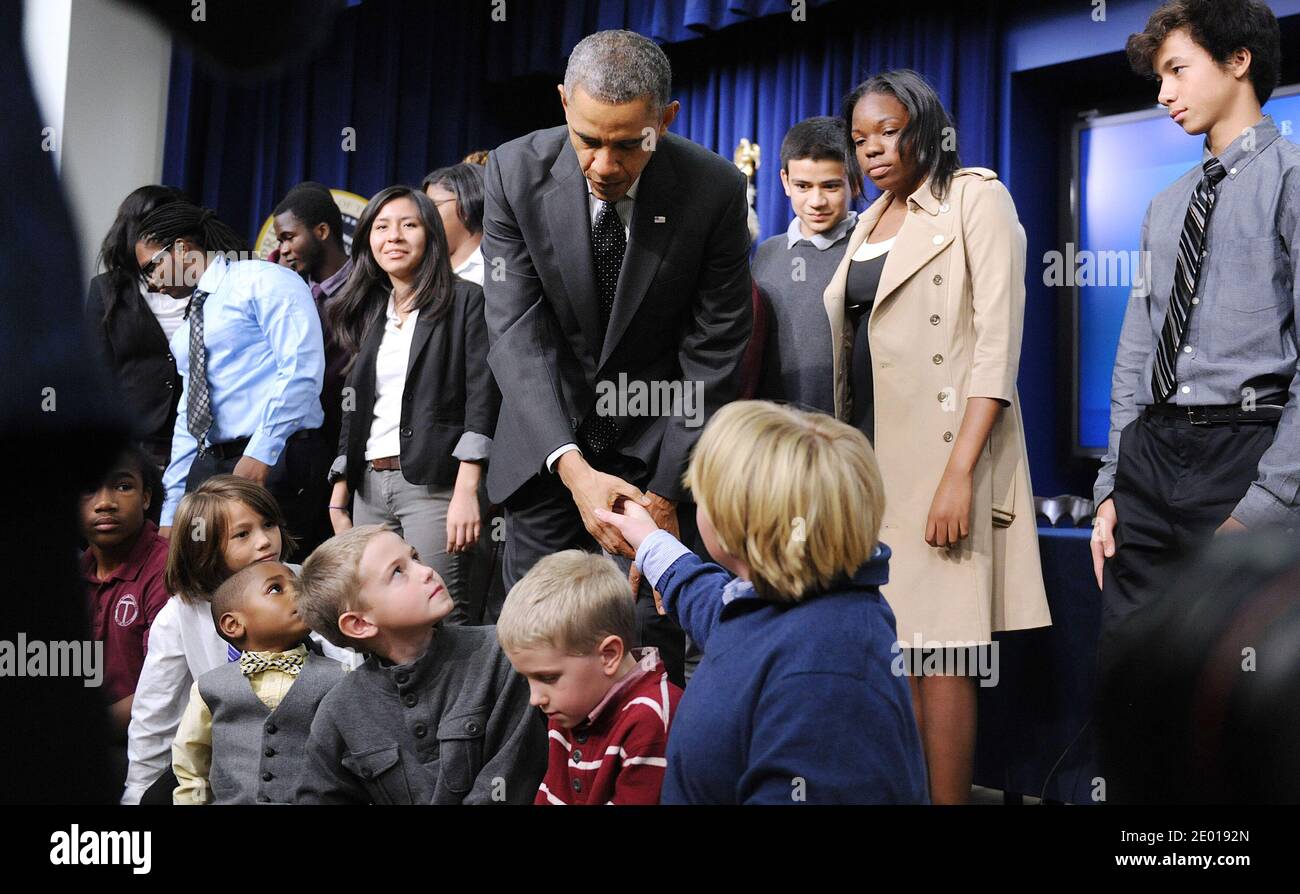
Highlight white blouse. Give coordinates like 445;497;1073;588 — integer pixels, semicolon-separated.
364;294;421;461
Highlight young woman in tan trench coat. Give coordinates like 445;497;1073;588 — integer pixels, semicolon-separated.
827;71;1050;803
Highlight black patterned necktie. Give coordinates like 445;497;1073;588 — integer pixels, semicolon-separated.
185;289;213;451
1151;157;1228;403
579;200;627;455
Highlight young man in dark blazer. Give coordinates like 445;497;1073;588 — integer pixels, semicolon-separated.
481;30;752;684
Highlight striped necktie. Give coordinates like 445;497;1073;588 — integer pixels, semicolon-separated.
184;289;213;450
1151;157;1227;403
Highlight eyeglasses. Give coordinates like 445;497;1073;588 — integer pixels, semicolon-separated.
139;245;170;283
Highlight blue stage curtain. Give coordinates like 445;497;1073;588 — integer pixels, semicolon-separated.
162;0;1000;246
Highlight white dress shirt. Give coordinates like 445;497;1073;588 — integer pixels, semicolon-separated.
545;175;643;473
141;282;188;341
453;244;485;286
121;569;360;804
364;294;421;460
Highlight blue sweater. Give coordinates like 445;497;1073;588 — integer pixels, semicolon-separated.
637;532;928;805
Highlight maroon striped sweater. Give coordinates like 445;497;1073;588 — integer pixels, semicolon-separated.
535;650;682;805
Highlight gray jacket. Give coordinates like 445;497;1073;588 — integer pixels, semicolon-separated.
297;625;546;804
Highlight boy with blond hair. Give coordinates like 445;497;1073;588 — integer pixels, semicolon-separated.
295;525;546;804
599;400;928;804
497;550;682;805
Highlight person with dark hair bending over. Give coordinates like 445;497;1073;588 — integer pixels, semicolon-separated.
423;163;486;286
824;70;1050;802
325;186;496;625
272;181;354;458
85;185;188;470
136;201;329;559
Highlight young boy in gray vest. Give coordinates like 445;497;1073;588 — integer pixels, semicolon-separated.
295;525;547;804
171;561;346;804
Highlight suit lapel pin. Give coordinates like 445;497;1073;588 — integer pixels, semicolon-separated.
654;215;666;223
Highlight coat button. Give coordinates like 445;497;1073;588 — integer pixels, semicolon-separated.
572;750;582;762
464;720;482;735
404;693;417;707
932;354;944;365
932;274;943;285
264;747;276;757
400;427;412;438
571;778;582;792
575;732;588;744
932;234;943;245
414;723;427;738
929;314;941;325
167;381;174;389
395;672;409;685
943;431;954;442
937;392;947;402
167;354;174;362
262;771;273;781
266;723;277;734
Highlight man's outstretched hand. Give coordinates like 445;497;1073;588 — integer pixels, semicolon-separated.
557;451;644;558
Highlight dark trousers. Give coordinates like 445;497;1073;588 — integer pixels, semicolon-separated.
184;429;332;562
502;456;689;688
1098;411;1277;669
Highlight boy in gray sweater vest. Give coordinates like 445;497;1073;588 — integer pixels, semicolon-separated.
172;562;346;804
295;525;547;804
752;116;859;414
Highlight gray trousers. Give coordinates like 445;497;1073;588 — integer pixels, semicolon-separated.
354;467;477;626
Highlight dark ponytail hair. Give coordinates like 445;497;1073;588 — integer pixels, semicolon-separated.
136;201;247;258
842;69;962;201
328;185;455;362
97;185;187;321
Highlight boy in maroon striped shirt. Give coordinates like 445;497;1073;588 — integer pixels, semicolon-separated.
497;550;682;805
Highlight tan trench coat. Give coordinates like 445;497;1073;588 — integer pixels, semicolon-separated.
823;167;1050;645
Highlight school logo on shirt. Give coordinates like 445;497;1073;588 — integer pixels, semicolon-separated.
113;594;139;627
253;188;370;260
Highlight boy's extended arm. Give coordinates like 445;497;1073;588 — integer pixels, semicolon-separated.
635;529;734;650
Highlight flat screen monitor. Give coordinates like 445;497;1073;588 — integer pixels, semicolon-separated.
1070;86;1300;455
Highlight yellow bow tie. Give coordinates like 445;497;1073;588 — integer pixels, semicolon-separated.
238;650;305;677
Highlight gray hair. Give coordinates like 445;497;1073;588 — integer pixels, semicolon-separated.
563;30;671;114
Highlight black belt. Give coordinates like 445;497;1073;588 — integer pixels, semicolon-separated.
200;428;318;460
1144;399;1285;426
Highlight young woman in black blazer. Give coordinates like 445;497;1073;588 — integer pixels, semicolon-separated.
84;185;188;469
327;185;497;624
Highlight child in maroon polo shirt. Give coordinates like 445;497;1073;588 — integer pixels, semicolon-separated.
497;550;683;805
79;447;171;734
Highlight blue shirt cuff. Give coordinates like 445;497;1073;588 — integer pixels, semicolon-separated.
635;529;693;591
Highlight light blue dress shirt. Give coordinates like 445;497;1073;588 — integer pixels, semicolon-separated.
160;256;325;525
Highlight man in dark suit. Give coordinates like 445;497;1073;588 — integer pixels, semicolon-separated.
481;30;752;684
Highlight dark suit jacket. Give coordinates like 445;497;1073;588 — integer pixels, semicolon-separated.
84;272;182;448
481;126;752;504
336;278;498;491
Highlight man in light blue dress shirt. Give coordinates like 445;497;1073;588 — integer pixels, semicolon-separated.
135;202;328;557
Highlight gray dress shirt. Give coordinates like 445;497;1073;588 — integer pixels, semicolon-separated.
1094;115;1300;528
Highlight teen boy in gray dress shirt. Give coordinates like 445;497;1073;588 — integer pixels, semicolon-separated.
1091;0;1299;664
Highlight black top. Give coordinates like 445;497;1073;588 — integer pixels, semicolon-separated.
845;252;889;444
84;273;182;450
337;278;500;491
